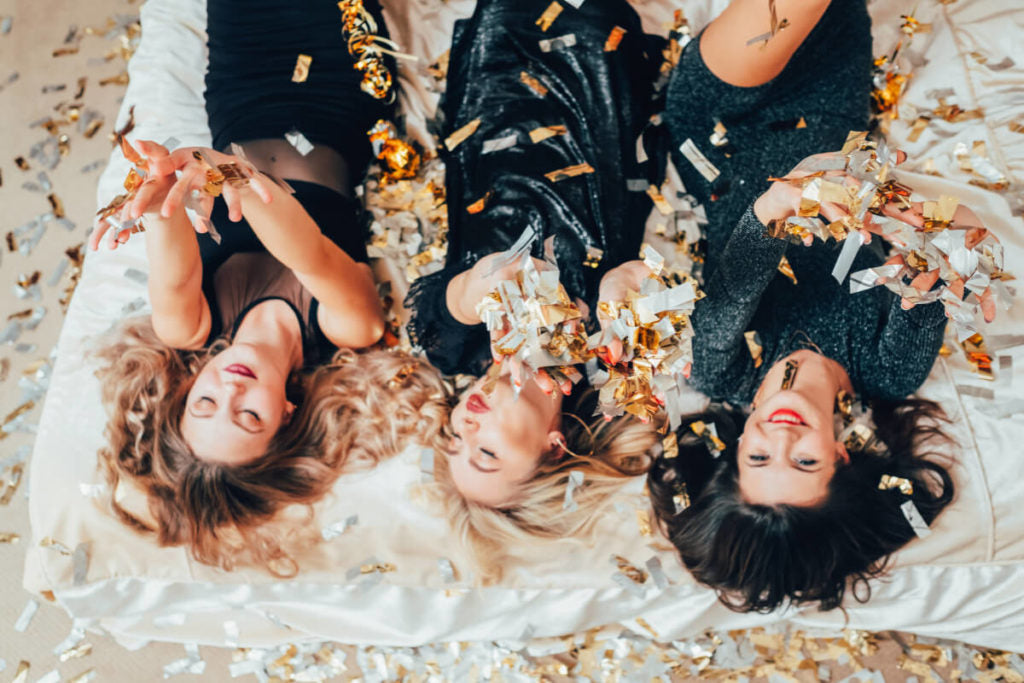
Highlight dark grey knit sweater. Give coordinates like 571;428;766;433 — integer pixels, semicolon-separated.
662;0;946;404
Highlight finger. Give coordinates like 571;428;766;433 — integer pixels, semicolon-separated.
533;369;556;395
223;183;243;222
107;222;122;250
964;227;989;250
130;179;163;219
248;174;275;204
606;337;623;365
117;229;131;244
819;201;849;224
895;149;907;165
910;269;939;293
135;139;170;160
89;219;110;251
948;278;965;300
161;166;203;218
901;297;916;310
980;287;996;323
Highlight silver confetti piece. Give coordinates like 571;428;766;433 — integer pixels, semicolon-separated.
437;557;457;584
320;514;358;541
678;138;720;182
72;542;90;586
645;556;669;589
900;499;932;538
123;268;148;285
285;128;314;156
538;33;576;52
481;133;518;154
224;620;240;647
52;625;86;656
562;469;584;511
14;598;39;632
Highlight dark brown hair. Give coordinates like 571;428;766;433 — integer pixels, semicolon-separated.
648;399;954;612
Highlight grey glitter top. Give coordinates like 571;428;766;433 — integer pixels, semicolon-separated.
662;0;946;404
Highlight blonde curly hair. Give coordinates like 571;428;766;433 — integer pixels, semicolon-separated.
94;317;448;576
418;389;660;583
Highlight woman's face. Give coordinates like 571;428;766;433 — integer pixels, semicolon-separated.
738;351;850;507
180;343;295;465
447;372;564;507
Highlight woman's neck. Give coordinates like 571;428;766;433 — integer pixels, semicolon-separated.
232;300;304;372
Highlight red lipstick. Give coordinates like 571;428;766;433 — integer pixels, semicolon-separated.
767;408;806;426
466;393;489;414
224;363;256;379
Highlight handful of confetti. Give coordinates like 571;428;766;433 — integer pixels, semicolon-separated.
95;135;151;234
766;131;1012;341
474;252;589;394
588;246;700;423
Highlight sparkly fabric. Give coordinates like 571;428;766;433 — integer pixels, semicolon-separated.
662;0;945;403
405;0;658;376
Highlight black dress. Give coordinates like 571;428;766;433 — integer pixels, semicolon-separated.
406;0;659;376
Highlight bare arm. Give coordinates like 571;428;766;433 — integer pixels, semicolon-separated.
152;146;386;349
92;140;210;349
699;0;831;87
231;181;386;349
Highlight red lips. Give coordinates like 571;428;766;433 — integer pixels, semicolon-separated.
224;363;256;379
466;393;489;414
767;408;806;426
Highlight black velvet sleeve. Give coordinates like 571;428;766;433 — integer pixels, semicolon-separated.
404;260;492;377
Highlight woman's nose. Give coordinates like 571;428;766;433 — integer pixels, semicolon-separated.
459;414;479;434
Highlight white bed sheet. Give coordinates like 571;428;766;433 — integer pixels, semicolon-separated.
24;0;1024;653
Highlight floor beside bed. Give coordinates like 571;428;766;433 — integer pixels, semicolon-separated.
1;0;1023;681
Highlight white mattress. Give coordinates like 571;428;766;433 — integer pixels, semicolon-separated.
24;0;1024;654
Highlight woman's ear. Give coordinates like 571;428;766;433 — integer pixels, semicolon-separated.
834;439;849;464
547;429;566;458
283;401;297;425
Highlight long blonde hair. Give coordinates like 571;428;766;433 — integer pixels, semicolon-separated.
421;390;660;583
95;317;448;576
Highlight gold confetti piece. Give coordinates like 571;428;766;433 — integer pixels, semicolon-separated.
544;162;594;183
780;358;799;390
110;104;135;143
360;562;396;574
604;26;626;52
709;120;729;147
776;255;797;284
635;509;653;537
907;115;930;142
635;617;659;639
744;330;763;368
613;555;648;583
59;643;93;662
67;670;96;683
444;118;481;151
466;191;492;214
528;124;566;143
672;489;690;514
83;118;103;138
15;156;29;171
583;246;602;269
0;532;19;543
900;14;931;35
535;2;563;31
961;333;994;380
52;46;80;57
291;53;312;82
747;0;789;47
520;70;548;97
795;116;807;128
58;134;71;156
99;71;129;86
690;420;726;453
879;474;914;495
12;661;29;683
386;363;419;389
48;193;65;217
427;49;449;81
5;232;14;251
661;433;678;459
647;185;674;216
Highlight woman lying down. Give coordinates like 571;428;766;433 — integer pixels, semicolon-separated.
87;0;991;616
